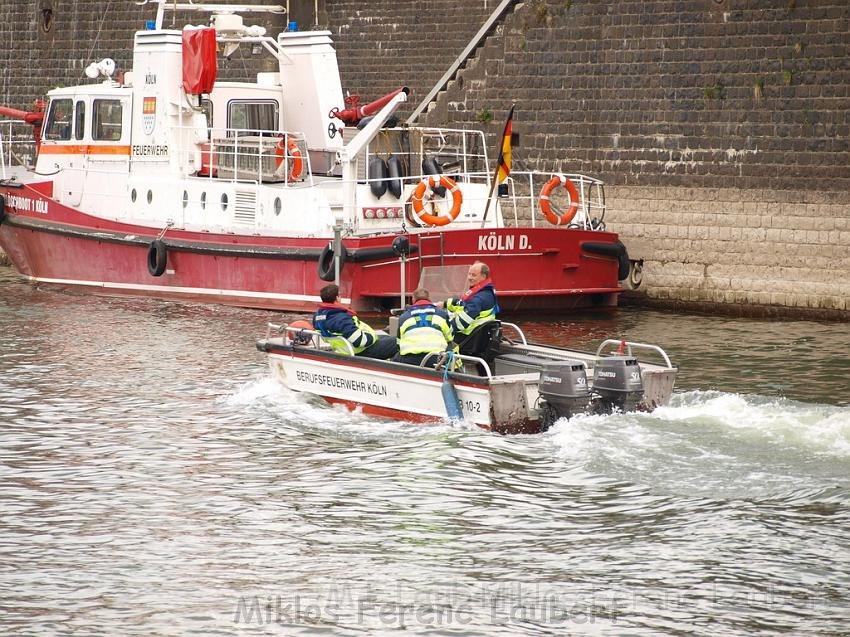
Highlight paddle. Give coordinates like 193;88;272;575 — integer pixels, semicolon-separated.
441;351;463;421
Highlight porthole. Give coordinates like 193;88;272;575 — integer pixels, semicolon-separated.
182;191;189;209
147;190;153;204
130;188;137;203
274;197;282;216
221;193;228;211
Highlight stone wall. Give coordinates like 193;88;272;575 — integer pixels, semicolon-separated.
326;0;850;316
2;0;848;315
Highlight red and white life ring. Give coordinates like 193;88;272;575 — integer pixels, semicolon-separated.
275;137;303;182
411;175;462;226
539;175;580;226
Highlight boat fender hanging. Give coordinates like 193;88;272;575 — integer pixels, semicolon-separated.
411;175;463;227
147;239;167;277
391;235;410;257
275;137;303;182
580;240;630;280
615;240;630;281
539;175;580;226
0;194;5;225
387;155;404;199
317;242;348;282
369;157;388;198
421;155;446;197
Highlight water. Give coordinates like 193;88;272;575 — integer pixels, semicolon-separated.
1;266;848;636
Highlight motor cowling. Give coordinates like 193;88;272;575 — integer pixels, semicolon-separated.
592;356;644;412
537;360;590;430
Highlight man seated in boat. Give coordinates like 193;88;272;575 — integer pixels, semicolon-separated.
440;261;501;356
312;284;399;359
392;288;457;368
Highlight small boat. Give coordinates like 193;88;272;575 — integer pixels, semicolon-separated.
0;0;635;313
256;321;678;434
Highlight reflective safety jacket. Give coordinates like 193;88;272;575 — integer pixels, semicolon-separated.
312;303;377;355
445;279;500;336
397;301;454;356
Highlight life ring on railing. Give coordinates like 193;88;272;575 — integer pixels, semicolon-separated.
275;137;303;182
539;175;580;226
410;175;462;226
317;242;348;282
147;239;167;277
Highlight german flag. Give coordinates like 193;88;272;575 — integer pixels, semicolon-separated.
496;104;515;185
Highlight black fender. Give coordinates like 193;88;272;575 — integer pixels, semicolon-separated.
387;155;404;199
0;194;5;225
421;155;446;197
368;157;388;199
147;239;167;277
317;242;348;282
581;240;630;281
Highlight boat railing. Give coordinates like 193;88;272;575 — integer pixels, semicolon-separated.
173;125;312;187
356;126;605;229
420;351;493;377
268;322;355;355
499;321;528;345
0;120;37;178
595;339;675;370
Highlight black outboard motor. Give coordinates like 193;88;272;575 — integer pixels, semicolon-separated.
537;360;591;430
592;356;644;412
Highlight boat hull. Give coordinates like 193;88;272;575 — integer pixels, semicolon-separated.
0;183;623;312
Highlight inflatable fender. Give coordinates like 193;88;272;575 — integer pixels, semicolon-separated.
0;194;5;225
317;242;348;282
421;155;446;197
387;155;404;199
369;157;388;199
147;240;167;277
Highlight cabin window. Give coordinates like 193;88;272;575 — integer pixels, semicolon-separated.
74;100;86;141
44;98;73;141
93;99;123;141
227;100;279;137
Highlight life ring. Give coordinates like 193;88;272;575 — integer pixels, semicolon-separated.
275;137;303;182
147;239;167;277
317;242;347;282
410;175;462;227
539;175;580;226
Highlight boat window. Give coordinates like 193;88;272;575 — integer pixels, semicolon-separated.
227;100;278;137
44;98;73;141
201;98;213;133
93;99;123;141
74;100;86;141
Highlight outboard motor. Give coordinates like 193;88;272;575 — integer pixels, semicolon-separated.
537;360;591;430
592;356;644;412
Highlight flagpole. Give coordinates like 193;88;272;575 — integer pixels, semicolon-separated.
480;104;515;228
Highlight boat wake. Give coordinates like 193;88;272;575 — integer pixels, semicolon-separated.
549;390;850;499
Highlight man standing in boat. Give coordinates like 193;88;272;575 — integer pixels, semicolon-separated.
441;262;501;354
313;284;399;359
393;288;457;368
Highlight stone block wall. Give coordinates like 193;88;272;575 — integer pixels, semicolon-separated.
2;0;848;316
329;0;850;316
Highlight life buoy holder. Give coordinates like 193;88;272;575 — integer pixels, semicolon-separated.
410;175;462;227
539;175;580;226
275;137;304;182
147;239;167;277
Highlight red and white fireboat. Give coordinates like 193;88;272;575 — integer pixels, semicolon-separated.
0;1;636;313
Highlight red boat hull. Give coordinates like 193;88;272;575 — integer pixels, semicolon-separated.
0;183;623;312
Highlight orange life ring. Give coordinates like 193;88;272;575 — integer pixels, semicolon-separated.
539;175;580;226
411;175;462;226
275;137;303;182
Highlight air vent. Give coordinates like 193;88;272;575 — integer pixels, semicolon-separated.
234;189;256;224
